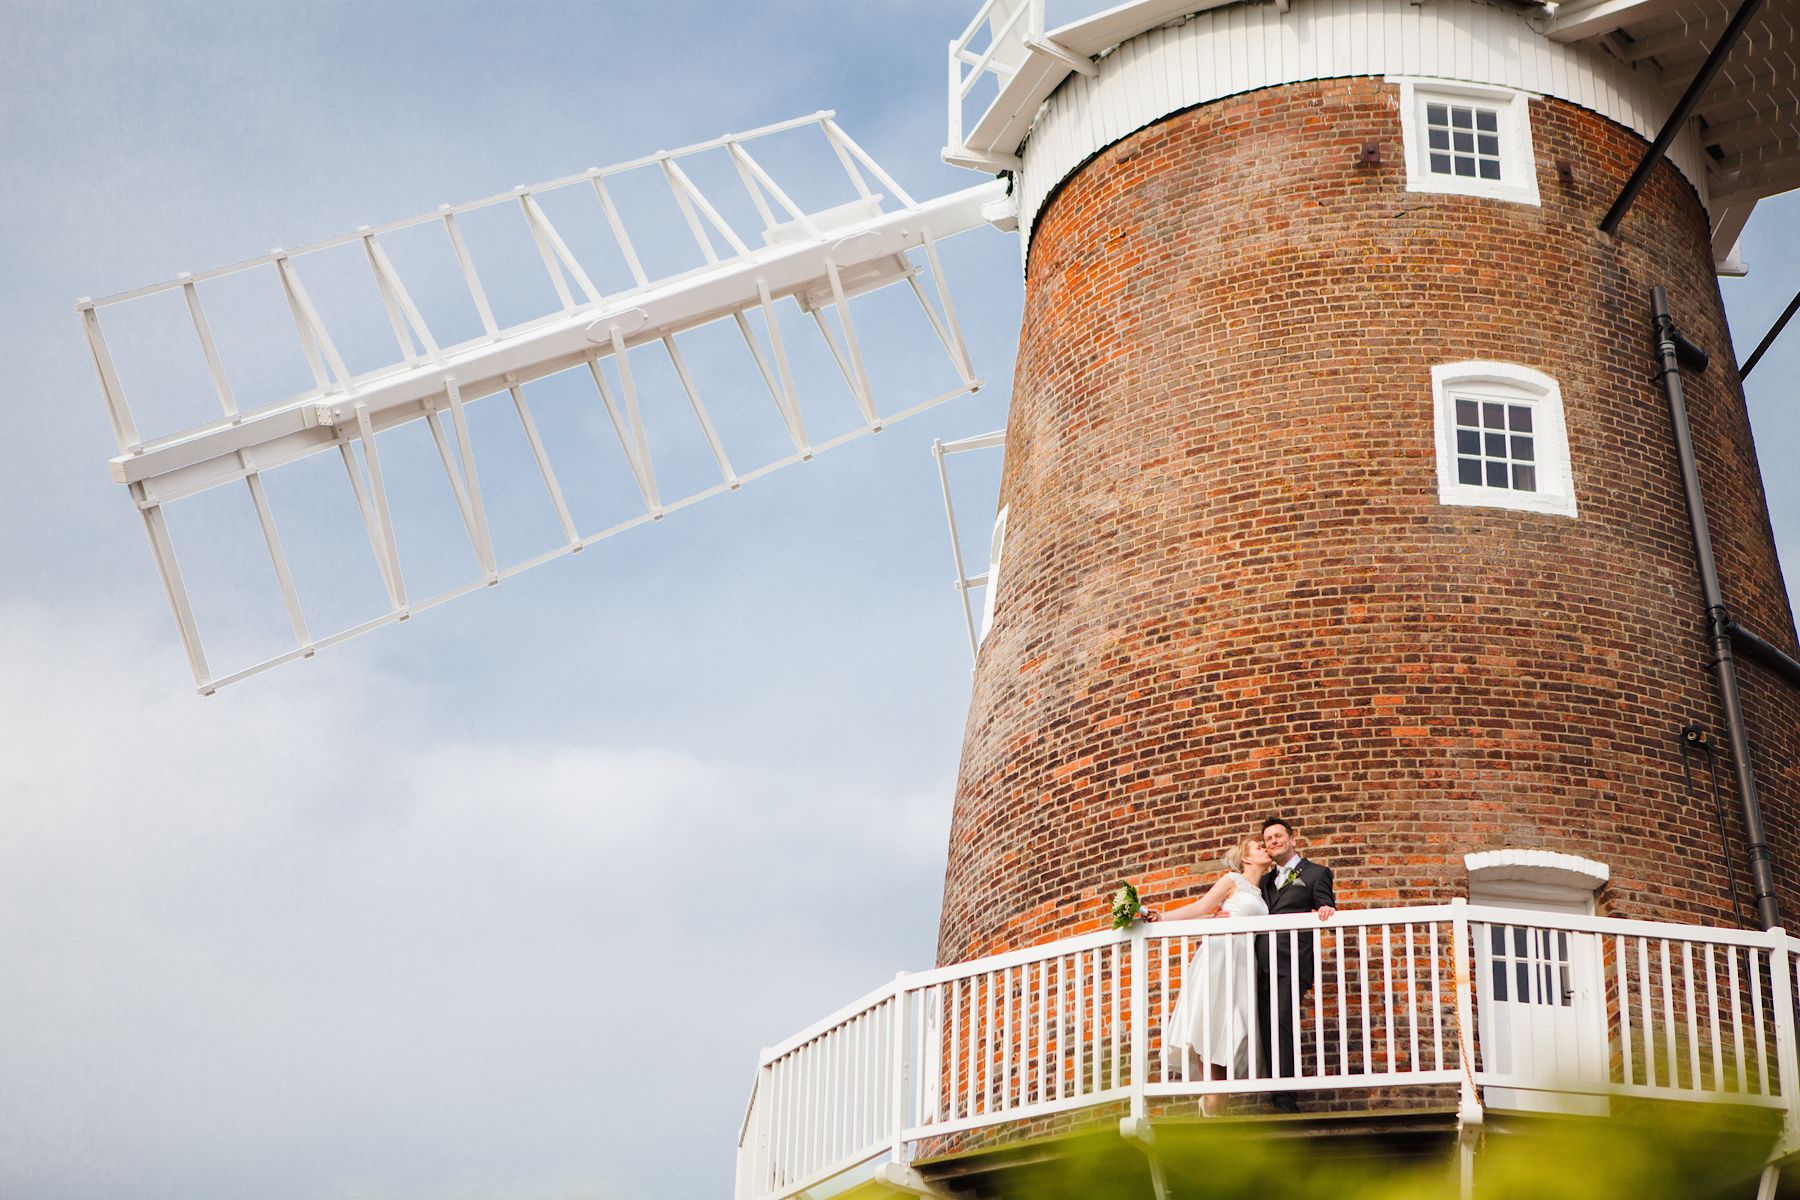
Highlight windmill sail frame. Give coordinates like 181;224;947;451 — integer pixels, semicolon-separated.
78;112;1010;694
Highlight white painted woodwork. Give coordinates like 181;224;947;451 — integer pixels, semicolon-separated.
1009;0;1711;248
737;903;1800;1200
79;113;1003;694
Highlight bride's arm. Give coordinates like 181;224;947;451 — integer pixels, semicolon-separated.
1153;874;1236;922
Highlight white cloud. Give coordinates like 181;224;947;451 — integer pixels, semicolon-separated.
0;602;951;1200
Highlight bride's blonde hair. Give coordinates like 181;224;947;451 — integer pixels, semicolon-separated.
1221;837;1259;872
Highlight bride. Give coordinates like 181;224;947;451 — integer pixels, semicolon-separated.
1147;837;1272;1115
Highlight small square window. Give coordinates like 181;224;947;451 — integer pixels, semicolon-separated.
1433;362;1576;518
1393;79;1540;207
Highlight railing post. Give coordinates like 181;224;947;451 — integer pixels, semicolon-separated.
1450;899;1484;1129
738;1058;772;1200
946;38;962;152
1768;930;1800;1152
890;974;910;1165
1129;925;1148;1121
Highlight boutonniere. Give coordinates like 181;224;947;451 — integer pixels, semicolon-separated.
1277;867;1299;890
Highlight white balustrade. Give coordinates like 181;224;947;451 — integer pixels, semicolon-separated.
735;905;1800;1200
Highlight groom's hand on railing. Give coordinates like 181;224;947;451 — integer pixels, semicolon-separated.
1317;906;1336;920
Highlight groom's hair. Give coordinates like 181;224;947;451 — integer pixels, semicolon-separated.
1262;817;1295;836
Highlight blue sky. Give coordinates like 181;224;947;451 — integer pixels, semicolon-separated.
2;4;1796;1199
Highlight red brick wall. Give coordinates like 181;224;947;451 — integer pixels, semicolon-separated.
937;78;1800;967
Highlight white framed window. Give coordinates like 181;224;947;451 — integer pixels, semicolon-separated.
1392;78;1540;206
1432;362;1577;518
976;505;1008;647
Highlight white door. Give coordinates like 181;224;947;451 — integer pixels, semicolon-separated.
1474;904;1609;1114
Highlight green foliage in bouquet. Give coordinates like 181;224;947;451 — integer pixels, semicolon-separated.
1110;882;1143;930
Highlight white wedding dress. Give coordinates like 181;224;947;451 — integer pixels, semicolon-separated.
1162;872;1269;1080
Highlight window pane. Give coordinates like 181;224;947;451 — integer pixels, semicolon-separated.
1428;104;1448;125
1512;435;1534;462
1454;158;1476;176
1508;405;1532;432
1485;431;1507;457
1513;463;1536;491
1478;158;1501;180
1454;131;1474;153
1492;961;1508;1002
1478;134;1500;157
1452;107;1473;129
1429;128;1450;150
1516;960;1531;998
1476;109;1498;132
1458;458;1483;485
1430;152;1453;174
1482;402;1504;429
1486;460;1509;487
1457;430;1481;455
1456;399;1479;425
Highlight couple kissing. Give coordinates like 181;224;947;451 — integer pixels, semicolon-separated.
1144;817;1336;1115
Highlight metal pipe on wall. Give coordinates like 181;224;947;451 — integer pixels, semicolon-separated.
1652;284;1781;929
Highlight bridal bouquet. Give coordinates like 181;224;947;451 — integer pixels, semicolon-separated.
1110;882;1144;929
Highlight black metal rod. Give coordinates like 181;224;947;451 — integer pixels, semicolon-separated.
1652;285;1781;929
1740;284;1800;379
1704;742;1750;930
1600;0;1765;235
1730;620;1800;692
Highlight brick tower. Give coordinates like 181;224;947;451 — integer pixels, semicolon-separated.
937;0;1800;965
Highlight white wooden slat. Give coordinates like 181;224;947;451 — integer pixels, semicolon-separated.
1730;948;1747;1092
352;405;406;612
439;209;499;338
1216;935;1229;1082
1707;944;1724;1091
1662;940;1678;1087
244;469;310;648
1337;925;1351;1073
182;279;238;420
949;977;962;1120
1109;942;1121;1093
135;489;210;687
1406;924;1419;1074
1640;937;1659;1088
1359;926;1372;1076
1752;948;1770;1094
1009;0;1727;248
506;383;579;548
1431;924;1443;1070
1383;924;1396;1074
1617;934;1635;1086
1003;965;1015;1110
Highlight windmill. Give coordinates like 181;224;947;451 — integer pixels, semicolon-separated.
78;0;1800;1198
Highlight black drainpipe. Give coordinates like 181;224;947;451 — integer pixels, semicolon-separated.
1729;620;1800;694
1651;285;1782;930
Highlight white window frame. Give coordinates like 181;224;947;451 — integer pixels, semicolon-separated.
1392;77;1541;207
976;505;1008;648
1432;361;1577;519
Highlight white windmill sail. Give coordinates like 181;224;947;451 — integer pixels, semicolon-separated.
79;111;1012;693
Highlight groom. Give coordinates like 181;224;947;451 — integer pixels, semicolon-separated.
1256;816;1335;1112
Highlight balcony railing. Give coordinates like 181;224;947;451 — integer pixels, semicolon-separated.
735;902;1800;1200
945;0;1203;170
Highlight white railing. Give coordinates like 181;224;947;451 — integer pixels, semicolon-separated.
735;903;1800;1200
948;0;1039;157
946;0;1195;166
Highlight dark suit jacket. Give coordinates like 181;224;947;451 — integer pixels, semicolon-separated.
1258;859;1336;983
